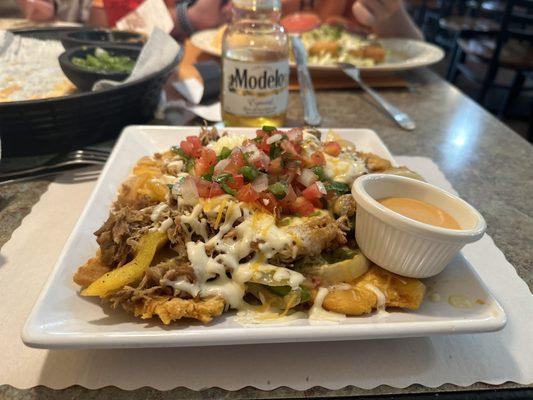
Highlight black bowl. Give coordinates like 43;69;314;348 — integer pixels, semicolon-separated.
61;29;145;49
59;45;141;91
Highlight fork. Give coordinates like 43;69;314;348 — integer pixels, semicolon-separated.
337;62;416;131
0;147;111;185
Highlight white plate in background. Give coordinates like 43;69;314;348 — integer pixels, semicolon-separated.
190;29;445;72
23;126;505;349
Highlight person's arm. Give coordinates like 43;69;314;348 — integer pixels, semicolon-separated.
16;0;54;21
351;0;423;40
168;0;231;41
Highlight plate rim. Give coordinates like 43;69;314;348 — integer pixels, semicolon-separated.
22;125;507;349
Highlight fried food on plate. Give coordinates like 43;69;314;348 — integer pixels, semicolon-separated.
322;265;426;316
73;126;426;325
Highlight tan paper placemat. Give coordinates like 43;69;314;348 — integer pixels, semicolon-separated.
0;157;532;390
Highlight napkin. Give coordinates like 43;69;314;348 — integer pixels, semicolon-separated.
160;77;222;123
93;28;180;91
159;60;223;124
0;156;532;391
115;0;174;36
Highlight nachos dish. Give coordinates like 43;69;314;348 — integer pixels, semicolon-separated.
74;127;426;325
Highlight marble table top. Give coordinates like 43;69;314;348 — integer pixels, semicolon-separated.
0;68;531;399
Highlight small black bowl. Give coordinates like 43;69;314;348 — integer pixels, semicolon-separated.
60;29;145;50
59;45;141;91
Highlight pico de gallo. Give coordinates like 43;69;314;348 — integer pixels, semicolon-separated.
170;126;362;217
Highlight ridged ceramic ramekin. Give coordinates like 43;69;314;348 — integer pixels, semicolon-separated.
352;174;486;278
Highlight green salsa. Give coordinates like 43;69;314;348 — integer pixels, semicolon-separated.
72;48;136;74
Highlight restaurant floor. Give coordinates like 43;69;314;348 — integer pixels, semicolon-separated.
432;56;531;141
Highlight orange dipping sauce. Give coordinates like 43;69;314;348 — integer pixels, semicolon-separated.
379;197;461;230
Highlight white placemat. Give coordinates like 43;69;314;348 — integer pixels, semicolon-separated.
0;157;531;390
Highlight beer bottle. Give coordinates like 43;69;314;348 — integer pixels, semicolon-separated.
221;0;290;127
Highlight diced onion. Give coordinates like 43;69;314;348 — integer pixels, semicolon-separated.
266;133;282;144
214;158;230;174
241;143;259;154
287;128;303;142
316;181;327;195
172;176;198;206
252;173;269;192
250;151;270;169
298;168;317;187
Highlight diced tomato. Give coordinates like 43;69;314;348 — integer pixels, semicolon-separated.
223;150;246;173
195;178;211;198
269;157;284;174
291;196;315;216
256;129;269;139
236;184;260;203
310;197;323;209
208;182;224;198
309;151;326;166
194;148;217;176
324;141;341;156
257;140;270;154
278;184;297;210
186;135;201;148
281;140;298;156
258;191;278;214
227;174;244;190
302;182;324;201
251;151;270;170
180;135;202;157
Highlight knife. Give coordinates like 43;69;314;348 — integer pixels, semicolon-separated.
291;35;322;127
338;62;416;131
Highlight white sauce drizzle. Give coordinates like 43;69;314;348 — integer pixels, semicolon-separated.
365;283;388;314
151;203;168;222
309;287;346;324
162;201;304;310
158;217;174;233
324;154;367;185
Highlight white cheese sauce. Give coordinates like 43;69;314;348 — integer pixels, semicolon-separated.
162;200;305;310
365;283;388;315
151;203;169;222
309;287;346;324
324;154;367;185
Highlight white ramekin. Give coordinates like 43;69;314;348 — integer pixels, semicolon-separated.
352;174;486;278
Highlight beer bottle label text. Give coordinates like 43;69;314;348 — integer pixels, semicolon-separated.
222;59;289;117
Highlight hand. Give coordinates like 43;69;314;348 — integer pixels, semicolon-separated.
16;0;54;21
351;0;402;28
188;0;232;31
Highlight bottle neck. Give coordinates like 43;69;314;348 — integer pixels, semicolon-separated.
232;0;281;23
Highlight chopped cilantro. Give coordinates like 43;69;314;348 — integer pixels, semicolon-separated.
262;125;277;133
267;285;292;297
311;165;327;181
239;166;258;182
170;145;181;154
218;147;232;160
268;181;288;200
214;172;235;195
325;181;350;193
269;142;283;159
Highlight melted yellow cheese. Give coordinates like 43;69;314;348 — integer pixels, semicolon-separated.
207;134;248;155
324;154;367;185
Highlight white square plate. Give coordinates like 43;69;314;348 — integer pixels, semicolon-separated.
23;126;506;349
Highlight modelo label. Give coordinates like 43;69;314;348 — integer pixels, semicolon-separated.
222;58;289;117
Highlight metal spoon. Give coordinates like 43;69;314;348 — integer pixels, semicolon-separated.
291;35;322;126
337;62;416;131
